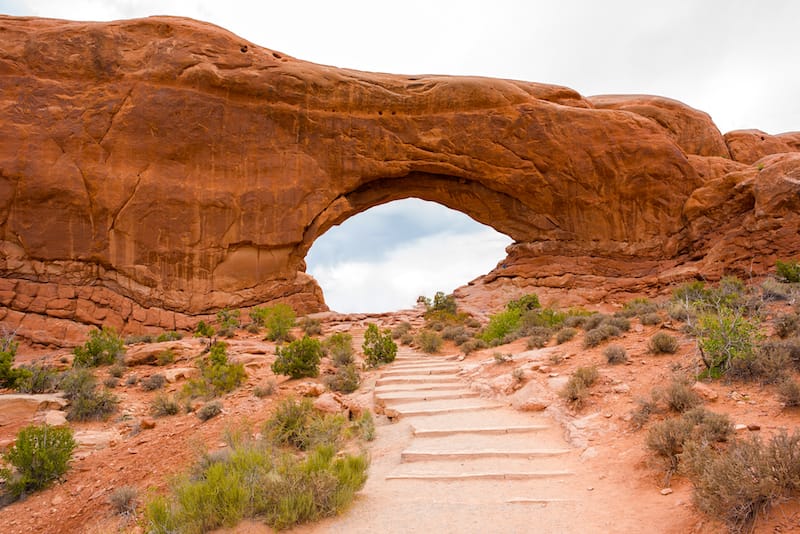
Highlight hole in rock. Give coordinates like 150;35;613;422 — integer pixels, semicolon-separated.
305;199;512;314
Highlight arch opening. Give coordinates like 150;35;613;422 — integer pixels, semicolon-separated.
305;198;512;313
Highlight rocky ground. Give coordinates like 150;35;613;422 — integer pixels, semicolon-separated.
1;292;800;533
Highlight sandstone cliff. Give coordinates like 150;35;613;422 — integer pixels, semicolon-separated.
0;16;798;344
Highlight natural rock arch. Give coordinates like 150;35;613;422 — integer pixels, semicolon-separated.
1;15;799;344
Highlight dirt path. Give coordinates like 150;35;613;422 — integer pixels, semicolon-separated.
293;348;667;534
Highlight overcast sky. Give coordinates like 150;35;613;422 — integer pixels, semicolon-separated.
3;1;799;312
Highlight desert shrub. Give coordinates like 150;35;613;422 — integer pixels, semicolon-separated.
324;333;354;367
300;317;322;336
682;431;800;533
253;304;296;342
60;368;118;421
151;394;180;417
103;376;119;388
142;373;166;391
582;323;621;348
391;322;411;339
649;332;679;354
194;320;215;338
156;349;175;366
272;336;322;379
197;401;223;421
362;324;396;368
778;378;800;407
73;326;124;367
604;345;627;364
156;331;183;343
184;342;246;398
109;363;126;378
0;334;25;389
647;416;693;471
0;424;76;498
683;407;734;443
125;334;155;344
459;338;487;354
441;325;467;341
125;374;139;386
325;364;360;393
525;326;553;349
216;308;241;338
617;298;659;318
13;365;59;394
253;380;276;398
109;485;138;516
518;307;566;332
762;278;793;301
555;327;577;344
493;352;512;364
480;309;522;343
607;316;631;332
728;340;791;384
422;291;458;318
145;438;368;533
630;398;659;430
506;293;541;313
777;259;800;283
640;312;662;326
775;313;800;339
697;308;760;377
582;313;610;331
658;377;702;413
399;333;413;346
354;410;375;441
264;398;316;449
415;330;443;353
667;302;693;322
563;314;589;329
559;366;599;410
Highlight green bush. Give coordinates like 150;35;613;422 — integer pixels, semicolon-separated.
194;320;215;338
362;324;397;368
13;365;59;394
272;336;322;379
72;326;124;367
1;424;76;498
480;309;522;344
649;332;679;354
253;304;296;342
604;345;627;364
415;330;443;353
156;349;176;366
325;364;360;393
156;331;183;343
697;308;760;377
216;308;241;337
776;259;800;283
324;333;354;367
201;342;246;395
0;334;24;389
507;294;541;313
422;291;458;317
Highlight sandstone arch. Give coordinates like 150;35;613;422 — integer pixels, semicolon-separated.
1;15;799;344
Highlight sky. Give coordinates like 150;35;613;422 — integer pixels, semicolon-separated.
3;1;799;312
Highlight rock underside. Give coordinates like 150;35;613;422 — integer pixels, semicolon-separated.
0;15;799;344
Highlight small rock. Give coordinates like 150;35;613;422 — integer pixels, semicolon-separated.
661;488;673;495
603;413;613;418
517;398;549;412
140;418;156;430
747;424;761;431
587;487;594;491
313;392;347;415
548;373;559;378
538;365;551;374
734;423;748;432
691;381;718;402
612;383;630;394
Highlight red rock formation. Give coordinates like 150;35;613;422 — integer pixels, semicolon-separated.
0;15;798;344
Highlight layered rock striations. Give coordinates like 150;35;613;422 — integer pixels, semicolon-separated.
0;16;798;344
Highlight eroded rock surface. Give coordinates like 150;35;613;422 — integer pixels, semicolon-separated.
0;15;799;344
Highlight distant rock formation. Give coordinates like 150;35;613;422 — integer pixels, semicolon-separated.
1;15;798;344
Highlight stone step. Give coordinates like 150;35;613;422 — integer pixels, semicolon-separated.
374;382;467;393
386;470;573;481
375;375;460;386
401;448;571;462
375;390;478;404
385;362;461;371
386;398;504;417
412;424;549;437
380;367;460;377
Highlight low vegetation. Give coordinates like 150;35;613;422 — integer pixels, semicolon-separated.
60;368;119;421
1;424;76;500
363;324;397;367
146;399;369;532
559;366;599;410
252;303;296;342
272;336;322;379
72;326;125;367
184;342;246;398
415;329;443;353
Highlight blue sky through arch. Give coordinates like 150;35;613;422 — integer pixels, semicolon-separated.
305;199;512;313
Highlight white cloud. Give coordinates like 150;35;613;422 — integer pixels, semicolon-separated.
309;229;511;313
